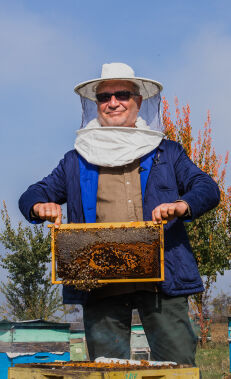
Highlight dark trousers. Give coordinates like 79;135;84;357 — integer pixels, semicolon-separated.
83;291;197;365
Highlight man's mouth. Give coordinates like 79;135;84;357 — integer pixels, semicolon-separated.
107;111;124;116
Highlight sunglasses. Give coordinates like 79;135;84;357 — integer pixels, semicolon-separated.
96;90;139;103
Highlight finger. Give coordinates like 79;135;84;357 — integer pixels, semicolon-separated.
51;204;59;219
45;204;59;223
166;204;176;219
160;203;180;222
44;206;53;218
38;205;47;219
43;205;57;220
152;206;162;223
152;209;157;223
54;216;61;228
152;203;176;223
35;203;56;221
33;203;43;217
159;204;169;220
54;206;62;228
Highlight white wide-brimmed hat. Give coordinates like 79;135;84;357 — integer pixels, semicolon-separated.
74;62;163;101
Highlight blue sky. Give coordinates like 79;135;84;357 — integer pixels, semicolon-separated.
0;0;230;296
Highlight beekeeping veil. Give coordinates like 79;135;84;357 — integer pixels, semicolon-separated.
74;63;164;167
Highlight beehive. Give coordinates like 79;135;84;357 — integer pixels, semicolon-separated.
9;361;200;379
48;221;165;288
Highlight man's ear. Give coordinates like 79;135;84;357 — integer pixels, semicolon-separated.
137;95;143;110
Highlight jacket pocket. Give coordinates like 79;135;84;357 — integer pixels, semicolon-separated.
174;245;199;283
155;185;176;191
150;161;178;191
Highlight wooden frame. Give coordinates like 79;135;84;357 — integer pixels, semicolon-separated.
48;221;166;285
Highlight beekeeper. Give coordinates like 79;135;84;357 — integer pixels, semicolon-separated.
19;63;220;365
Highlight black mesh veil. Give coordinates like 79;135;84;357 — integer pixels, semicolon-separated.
80;96;98;129
80;93;163;132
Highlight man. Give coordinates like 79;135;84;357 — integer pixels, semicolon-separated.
19;63;220;365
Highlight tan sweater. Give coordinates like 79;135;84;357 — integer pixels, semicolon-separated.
96;159;143;223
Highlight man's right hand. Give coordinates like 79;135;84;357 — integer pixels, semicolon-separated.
32;202;62;228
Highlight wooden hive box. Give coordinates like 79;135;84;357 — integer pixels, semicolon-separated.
9;362;200;379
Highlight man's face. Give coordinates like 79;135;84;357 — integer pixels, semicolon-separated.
96;80;142;127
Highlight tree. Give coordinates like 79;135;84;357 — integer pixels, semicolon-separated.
162;97;231;344
0;202;63;321
211;291;231;323
162;97;231;282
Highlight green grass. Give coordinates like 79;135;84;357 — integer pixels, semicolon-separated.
196;342;230;379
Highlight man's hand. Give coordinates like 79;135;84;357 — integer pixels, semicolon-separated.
152;201;188;223
32;202;62;228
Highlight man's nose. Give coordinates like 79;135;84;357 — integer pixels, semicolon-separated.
108;95;120;107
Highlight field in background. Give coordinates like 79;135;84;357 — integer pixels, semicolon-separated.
196;323;230;379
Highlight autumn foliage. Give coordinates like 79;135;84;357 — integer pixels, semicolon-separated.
162;97;231;344
162;96;231;280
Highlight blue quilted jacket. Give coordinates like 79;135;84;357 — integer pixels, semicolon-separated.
19;139;220;304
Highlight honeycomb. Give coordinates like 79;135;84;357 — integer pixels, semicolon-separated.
50;222;164;290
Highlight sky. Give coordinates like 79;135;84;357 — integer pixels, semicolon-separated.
0;0;230;298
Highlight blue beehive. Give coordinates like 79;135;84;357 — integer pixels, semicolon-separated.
228;317;231;372
0;319;70;379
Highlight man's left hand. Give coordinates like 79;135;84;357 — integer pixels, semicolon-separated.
152;201;188;223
